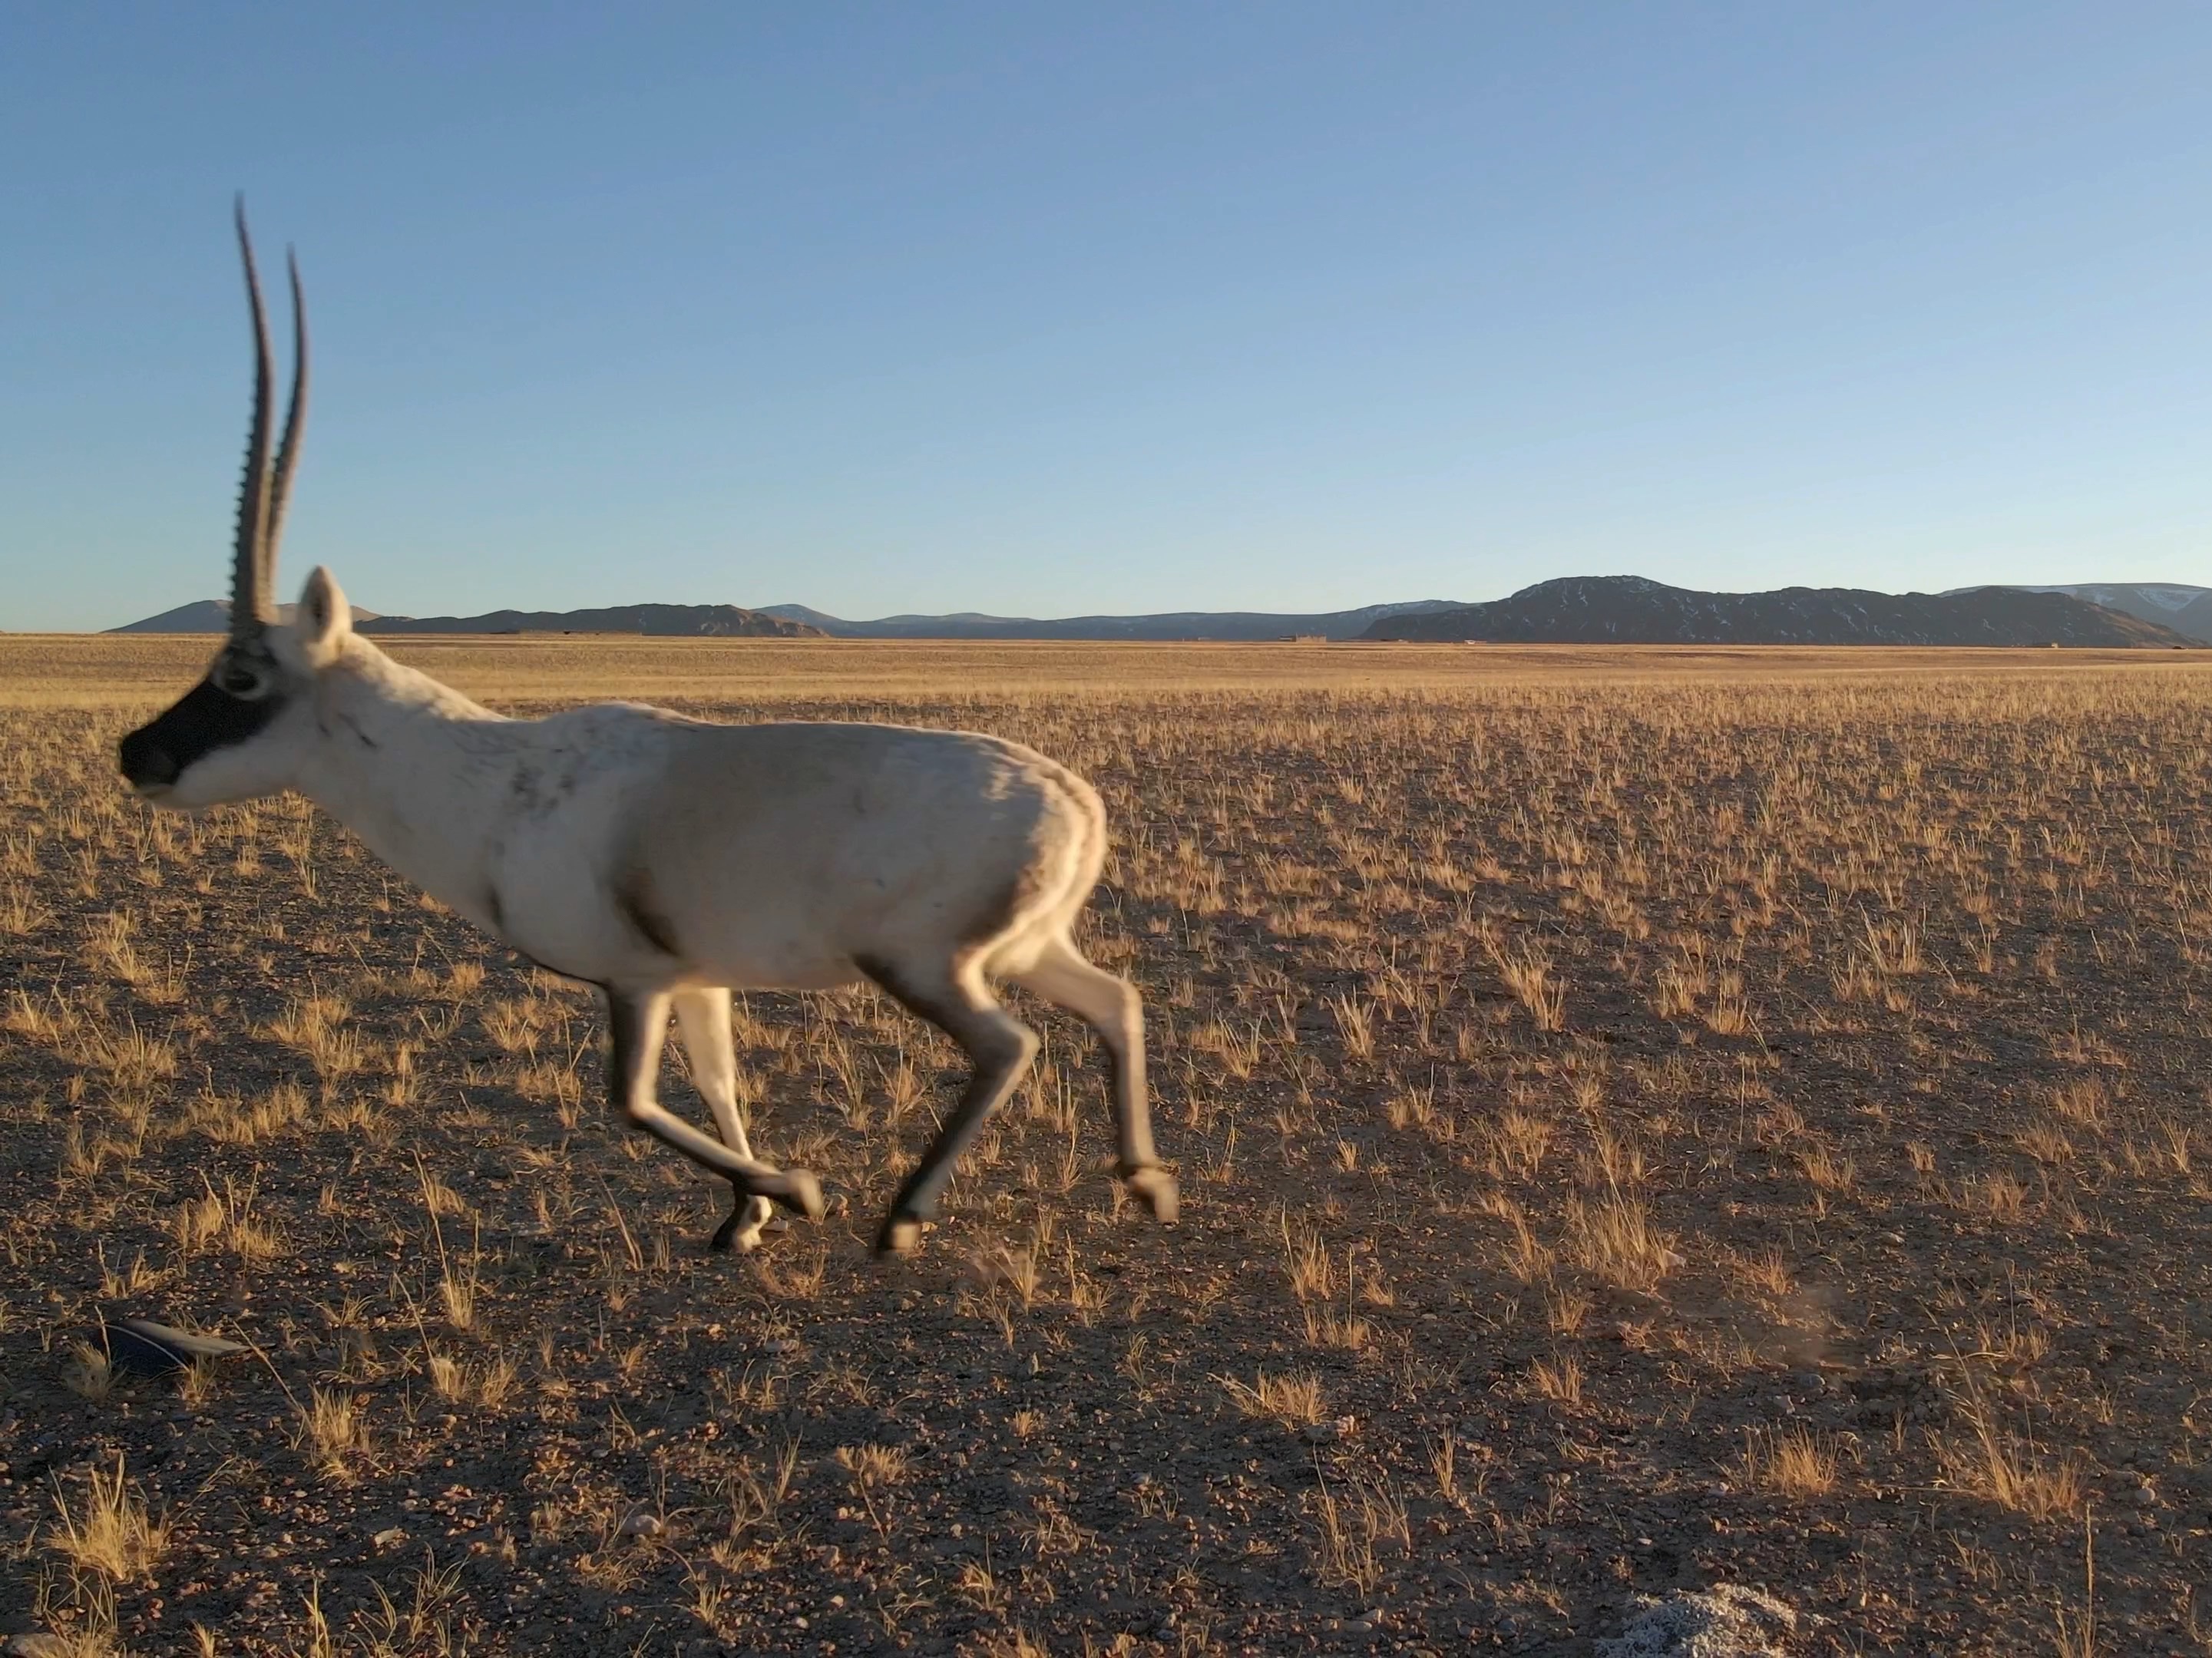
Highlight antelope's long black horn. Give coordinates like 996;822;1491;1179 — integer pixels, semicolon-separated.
263;246;309;603
229;197;277;639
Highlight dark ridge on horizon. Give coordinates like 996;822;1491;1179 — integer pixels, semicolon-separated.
355;603;820;639
109;599;385;634
110;600;818;639
756;599;1460;640
1946;583;2212;644
104;580;2210;646
1365;576;2200;647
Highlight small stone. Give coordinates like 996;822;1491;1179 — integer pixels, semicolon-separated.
620;1512;664;1538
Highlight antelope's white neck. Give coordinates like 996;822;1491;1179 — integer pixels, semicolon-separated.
292;638;519;920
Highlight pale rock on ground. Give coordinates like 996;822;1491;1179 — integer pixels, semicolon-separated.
1594;1584;1800;1657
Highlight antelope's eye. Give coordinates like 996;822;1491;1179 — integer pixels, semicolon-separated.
215;659;273;700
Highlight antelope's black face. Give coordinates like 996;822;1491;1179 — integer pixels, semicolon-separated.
119;639;300;807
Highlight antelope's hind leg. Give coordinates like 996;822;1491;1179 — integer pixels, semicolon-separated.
858;957;1038;1256
605;989;825;1240
673;986;782;1253
1013;933;1177;1225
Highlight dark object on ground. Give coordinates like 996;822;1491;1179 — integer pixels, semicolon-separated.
99;1316;246;1376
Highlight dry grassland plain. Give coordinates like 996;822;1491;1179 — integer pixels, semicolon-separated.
3;635;2211;1656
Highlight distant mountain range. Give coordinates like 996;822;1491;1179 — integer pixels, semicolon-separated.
114;599;387;632
1366;576;2198;647
112;597;1450;641
107;582;2206;648
757;600;1458;641
111;600;818;639
354;603;819;638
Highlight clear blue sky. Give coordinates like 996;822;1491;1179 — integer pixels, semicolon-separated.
5;5;2210;630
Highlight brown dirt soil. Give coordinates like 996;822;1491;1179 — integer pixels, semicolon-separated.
2;636;2210;1655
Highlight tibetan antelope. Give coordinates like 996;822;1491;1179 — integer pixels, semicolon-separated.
117;206;1177;1257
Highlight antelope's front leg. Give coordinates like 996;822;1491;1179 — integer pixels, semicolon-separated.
605;989;825;1237
672;986;782;1253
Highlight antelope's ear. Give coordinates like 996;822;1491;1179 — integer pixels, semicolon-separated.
296;566;353;668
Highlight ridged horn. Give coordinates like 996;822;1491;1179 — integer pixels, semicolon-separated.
227;198;277;640
261;247;309;606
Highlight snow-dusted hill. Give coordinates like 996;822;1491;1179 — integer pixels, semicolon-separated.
1946;584;2212;644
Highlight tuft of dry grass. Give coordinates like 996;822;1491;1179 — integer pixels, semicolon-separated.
1936;1396;2090;1520
835;1442;910;1489
50;1456;169;1582
1740;1425;1842;1498
1564;1190;1681;1293
1487;1108;1554;1179
1486;936;1566;1031
1307;1470;1409;1597
1529;1352;1585;1407
292;1389;372;1481
1279;1217;1337;1302
169;1174;283;1260
1221;1369;1326;1427
1797;1142;1857;1193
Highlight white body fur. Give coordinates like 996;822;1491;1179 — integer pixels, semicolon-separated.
280;632;1099;992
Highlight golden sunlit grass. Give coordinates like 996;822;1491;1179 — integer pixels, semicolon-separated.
292;1389;372;1481
1307;1469;1410;1597
1936;1393;2091;1520
1564;1190;1680;1293
168;1175;283;1260
1529;1352;1585;1407
1740;1425;1843;1498
1936;1428;2091;1521
50;1457;169;1582
1221;1369;1327;1427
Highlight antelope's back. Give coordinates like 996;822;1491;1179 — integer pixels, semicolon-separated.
630;720;1103;984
